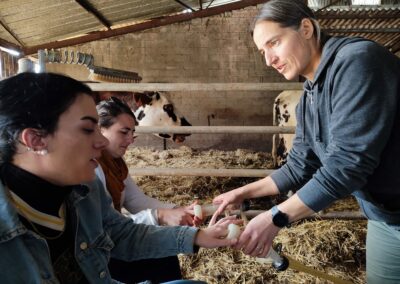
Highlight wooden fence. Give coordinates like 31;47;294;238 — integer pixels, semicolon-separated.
91;82;299;177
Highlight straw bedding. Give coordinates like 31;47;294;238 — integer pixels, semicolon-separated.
125;146;366;283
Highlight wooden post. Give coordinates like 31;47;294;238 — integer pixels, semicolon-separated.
129;168;273;177
87;82;303;92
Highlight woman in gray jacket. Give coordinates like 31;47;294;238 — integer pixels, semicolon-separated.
212;0;400;283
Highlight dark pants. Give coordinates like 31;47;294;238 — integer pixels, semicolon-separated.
109;256;182;284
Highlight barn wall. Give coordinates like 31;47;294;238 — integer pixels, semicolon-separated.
46;5;292;152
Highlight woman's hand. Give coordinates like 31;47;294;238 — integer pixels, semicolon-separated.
185;201;204;227
158;206;194;226
158;201;206;226
235;195;311;257
210;189;244;225
234;211;280;257
194;216;243;249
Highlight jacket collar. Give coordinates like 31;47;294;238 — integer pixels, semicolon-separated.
301;36;372;143
305;36;371;90
0;181;90;240
0;182;26;239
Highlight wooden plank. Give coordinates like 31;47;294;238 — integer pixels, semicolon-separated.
87;82;304;91
135;126;295;134
129;168;273;177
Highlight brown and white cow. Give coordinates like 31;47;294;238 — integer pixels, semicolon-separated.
94;91;191;143
272;90;303;168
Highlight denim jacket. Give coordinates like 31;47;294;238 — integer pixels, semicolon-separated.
0;178;198;283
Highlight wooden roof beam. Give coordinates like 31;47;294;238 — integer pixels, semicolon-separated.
23;0;269;55
0;18;25;47
174;0;196;12
207;0;216;9
75;0;111;30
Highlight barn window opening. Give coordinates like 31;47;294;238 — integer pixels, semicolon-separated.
0;46;20;57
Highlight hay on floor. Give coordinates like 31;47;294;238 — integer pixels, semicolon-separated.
125;146;366;283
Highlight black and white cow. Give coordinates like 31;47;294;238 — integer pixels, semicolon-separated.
133;91;191;143
94;91;191;143
272;90;303;168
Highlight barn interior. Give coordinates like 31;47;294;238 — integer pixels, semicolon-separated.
1;0;399;283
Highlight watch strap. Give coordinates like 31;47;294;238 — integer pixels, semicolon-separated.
271;205;289;228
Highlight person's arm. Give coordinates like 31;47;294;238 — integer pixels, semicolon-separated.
123;176;197;226
84;179;239;261
123;175;189;225
0;239;48;282
212;94;321;215
212;176;279;214
96;166;171;225
123;175;174;213
96;164;170;213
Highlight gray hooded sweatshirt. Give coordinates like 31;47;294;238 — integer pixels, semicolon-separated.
270;36;400;224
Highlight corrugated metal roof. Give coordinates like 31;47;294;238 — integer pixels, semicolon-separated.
0;0;251;54
0;0;104;46
316;5;400;52
0;0;399;55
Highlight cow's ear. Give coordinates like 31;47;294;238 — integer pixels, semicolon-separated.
180;117;192;126
134;92;153;107
141;92;154;105
133;93;144;107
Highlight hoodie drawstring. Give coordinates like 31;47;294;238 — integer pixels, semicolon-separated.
313;88;321;143
303;88;322;143
301;94;307;142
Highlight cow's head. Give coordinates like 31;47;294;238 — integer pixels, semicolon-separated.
133;91;191;143
272;90;303;168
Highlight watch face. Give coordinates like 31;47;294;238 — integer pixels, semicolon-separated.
273;212;289;228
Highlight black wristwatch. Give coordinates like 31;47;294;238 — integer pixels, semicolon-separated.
271;205;290;228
